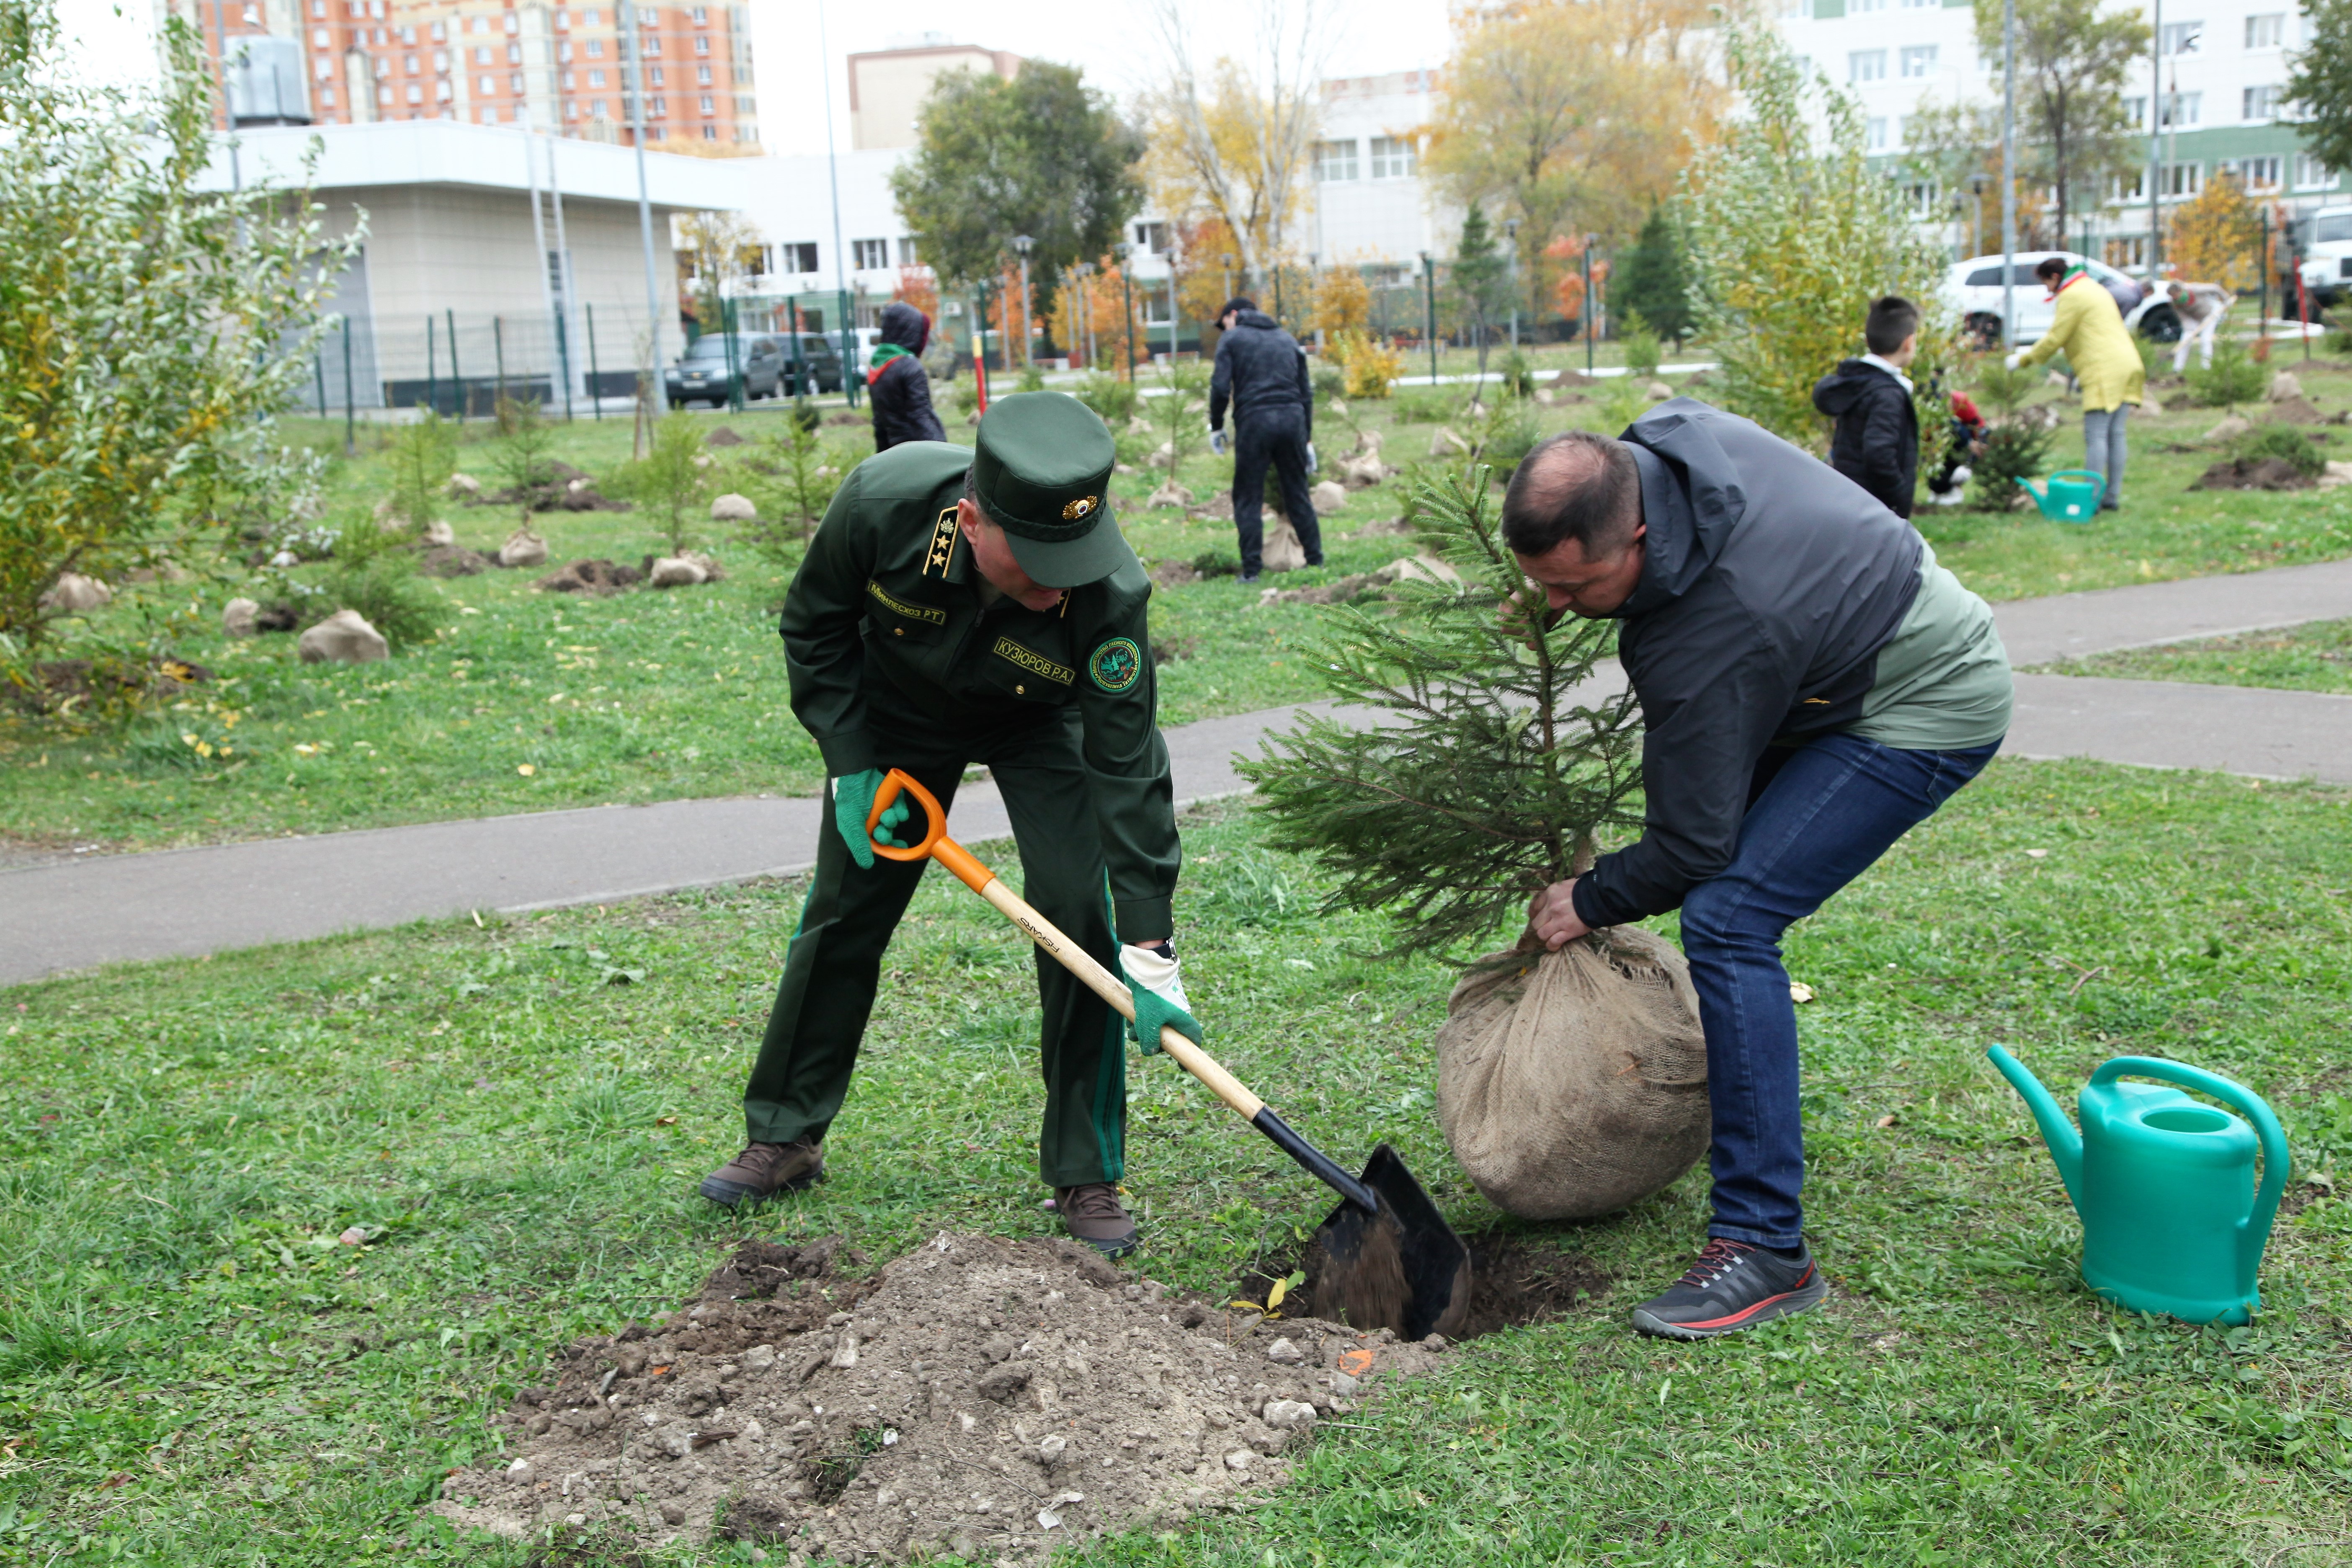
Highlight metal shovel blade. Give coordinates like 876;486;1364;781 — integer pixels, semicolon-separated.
1312;1143;1473;1342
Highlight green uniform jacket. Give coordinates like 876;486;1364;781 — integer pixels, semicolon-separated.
780;440;1181;940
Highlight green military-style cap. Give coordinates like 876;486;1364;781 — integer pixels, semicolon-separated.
970;392;1124;588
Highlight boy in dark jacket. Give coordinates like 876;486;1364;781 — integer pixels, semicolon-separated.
1811;295;1921;518
867;302;946;452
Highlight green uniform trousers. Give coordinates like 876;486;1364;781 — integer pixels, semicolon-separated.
744;681;1127;1189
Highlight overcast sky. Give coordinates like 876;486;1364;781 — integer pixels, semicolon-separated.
52;0;1452;150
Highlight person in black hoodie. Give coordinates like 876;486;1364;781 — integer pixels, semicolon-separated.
1504;404;2012;1341
867;302;946;452
1811;295;1921;518
1207;298;1322;582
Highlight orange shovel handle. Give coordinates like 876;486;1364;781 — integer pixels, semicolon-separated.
865;767;991;890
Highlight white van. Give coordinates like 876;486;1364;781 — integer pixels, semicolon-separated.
1942;251;2180;346
2294;207;2352;311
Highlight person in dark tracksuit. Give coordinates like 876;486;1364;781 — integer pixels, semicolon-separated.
1811;295;1921;519
1505;402;2012;1339
1207;297;1323;583
867;301;946;452
699;395;1202;1258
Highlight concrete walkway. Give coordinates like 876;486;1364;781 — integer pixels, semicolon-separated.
6;558;2352;986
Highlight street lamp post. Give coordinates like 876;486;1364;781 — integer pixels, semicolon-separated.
1582;239;1596;375
1073;261;1096;369
1011;234;1036;369
1504;217;1522;350
1114;241;1137;382
1419;251;1438;384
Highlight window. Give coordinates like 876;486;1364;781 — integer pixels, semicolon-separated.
312;27;328;45
591;98;607;117
650;64;664;84
2160;91;2200;126
311;0;322;15
508;72;522;92
2244;84;2280;120
2123;95;2146;129
314;56;332;78
2318;214;2352;242
403;53;416;73
583;8;598;24
698;93;714;113
1850;0;1884;10
474;45;489;64
429;19;443;39
2295;152;2341;190
1867;117;1888;151
1849;50;1886;83
503;10;518;31
701;123;716;139
589;67;604;85
2112;166;2146;201
1316;138;1358;181
853;238;888;269
505;41;519;62
433;48;446;69
694;35;709;53
1900;0;1937;8
691;4;707;19
2162;162;2202;197
436;80;450;101
320;84;334;103
645;34;660;53
478;73;494;93
376;82;390;103
561;70;574;89
1900;44;1937;77
554;6;569;25
587;38;603;56
899;236;919;265
2232;155;2282;191
781;241;818;273
471;15;487;33
697;62;712;83
373;55;387;77
1368;134;1416;178
558;39;571;61
2105;235;2148;271
2159;20;2202;54
1903;180;1939;217
1134;221;1166;253
2245;12;2283;47
650;94;665;116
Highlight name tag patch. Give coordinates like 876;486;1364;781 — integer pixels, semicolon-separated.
867;578;946;625
993;637;1073;686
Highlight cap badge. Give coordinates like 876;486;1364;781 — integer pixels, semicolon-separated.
1061;494;1100;521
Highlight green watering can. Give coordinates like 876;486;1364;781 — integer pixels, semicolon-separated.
1988;1045;2289;1325
2016;469;2104;521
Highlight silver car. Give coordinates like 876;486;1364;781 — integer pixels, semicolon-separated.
1942;251;2181;347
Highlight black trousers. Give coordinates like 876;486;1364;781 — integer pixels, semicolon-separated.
1231;407;1322;576
742;679;1127;1189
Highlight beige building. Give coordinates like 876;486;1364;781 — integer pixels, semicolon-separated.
157;0;757;150
846;36;1020;151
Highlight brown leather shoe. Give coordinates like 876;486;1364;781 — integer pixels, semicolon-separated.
1055;1183;1138;1259
699;1140;825;1207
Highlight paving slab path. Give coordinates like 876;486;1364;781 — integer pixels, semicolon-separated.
7;558;2352;986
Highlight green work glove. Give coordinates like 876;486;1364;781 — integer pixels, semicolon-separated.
1121;944;1202;1055
829;769;910;870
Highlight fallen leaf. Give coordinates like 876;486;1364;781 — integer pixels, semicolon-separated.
1789;982;1816;1003
1875;1114;1897;1129
516;763;536;776
338;1226;367;1246
654;1115;678;1127
2026;848;2048;859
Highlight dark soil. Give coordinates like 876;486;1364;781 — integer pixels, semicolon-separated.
704;426;745;447
1238;1228;1613;1341
10;655;211;715
253;603;302;632
538;559;646;595
2189;456;2314;491
420;545;492;578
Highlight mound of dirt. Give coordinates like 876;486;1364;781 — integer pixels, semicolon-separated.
2189;456;2313;491
706;426;746;447
421;544;492;578
435;1233;1446;1562
539;558;645;594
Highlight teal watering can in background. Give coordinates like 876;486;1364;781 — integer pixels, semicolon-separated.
1988;1046;2289;1324
2016;469;2104;521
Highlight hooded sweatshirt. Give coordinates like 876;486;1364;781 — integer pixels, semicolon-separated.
1812;356;1919;518
1208;309;1313;433
1569;400;2012;929
867;301;946;452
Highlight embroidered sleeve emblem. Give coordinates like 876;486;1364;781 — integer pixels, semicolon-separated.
866;578;946;625
1088;637;1143;694
992;637;1074;685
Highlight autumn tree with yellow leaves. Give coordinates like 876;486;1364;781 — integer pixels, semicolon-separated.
2168;171;2268;293
1426;0;1723;326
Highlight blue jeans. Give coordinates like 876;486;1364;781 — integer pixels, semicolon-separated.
1678;731;2001;1249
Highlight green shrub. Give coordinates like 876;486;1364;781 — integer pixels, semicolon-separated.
1311;364;1345;404
2133;333;2170;382
1072;372;1139;427
316;544;440;649
2228;422;2324;477
1016;364;1047;393
1596;379;1651;431
1496;349;1537;400
383;412;456;532
614;412;709;552
1620;315;1663;380
2325;309;2352;357
1189;547;1240;578
1966;420;2055;511
2185;338;2267;407
1972;360;2041;416
1476;399;1542;466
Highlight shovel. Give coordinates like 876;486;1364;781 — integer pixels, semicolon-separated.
864;768;1472;1341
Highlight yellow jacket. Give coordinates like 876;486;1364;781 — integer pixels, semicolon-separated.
2020;273;2145;411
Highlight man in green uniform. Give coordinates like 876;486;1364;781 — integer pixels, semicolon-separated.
699;394;1200;1258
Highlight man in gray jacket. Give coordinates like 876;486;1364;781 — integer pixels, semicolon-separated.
1503;401;2012;1340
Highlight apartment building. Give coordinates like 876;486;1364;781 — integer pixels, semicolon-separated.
846;36;1022;151
156;0;757;149
1776;0;2345;265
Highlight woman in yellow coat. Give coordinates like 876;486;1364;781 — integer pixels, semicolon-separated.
2009;255;2146;511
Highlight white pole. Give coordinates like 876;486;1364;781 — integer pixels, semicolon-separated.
524;114;559;409
817;0;853;399
622;0;662;387
546;128;585;403
2148;0;2162;275
2000;0;2017;351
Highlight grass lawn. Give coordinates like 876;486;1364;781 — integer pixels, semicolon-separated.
5;759;2350;1565
2036;616;2352;696
9;348;2352;859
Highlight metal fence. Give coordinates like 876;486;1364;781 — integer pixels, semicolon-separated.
294;303;670;423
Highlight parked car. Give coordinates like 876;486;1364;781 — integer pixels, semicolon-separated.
2293;206;2352;312
665;333;785;408
1943;252;2180;347
779;333;846;397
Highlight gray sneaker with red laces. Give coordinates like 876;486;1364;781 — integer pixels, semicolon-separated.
698;1140;826;1208
1630;1238;1826;1339
1054;1183;1138;1259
